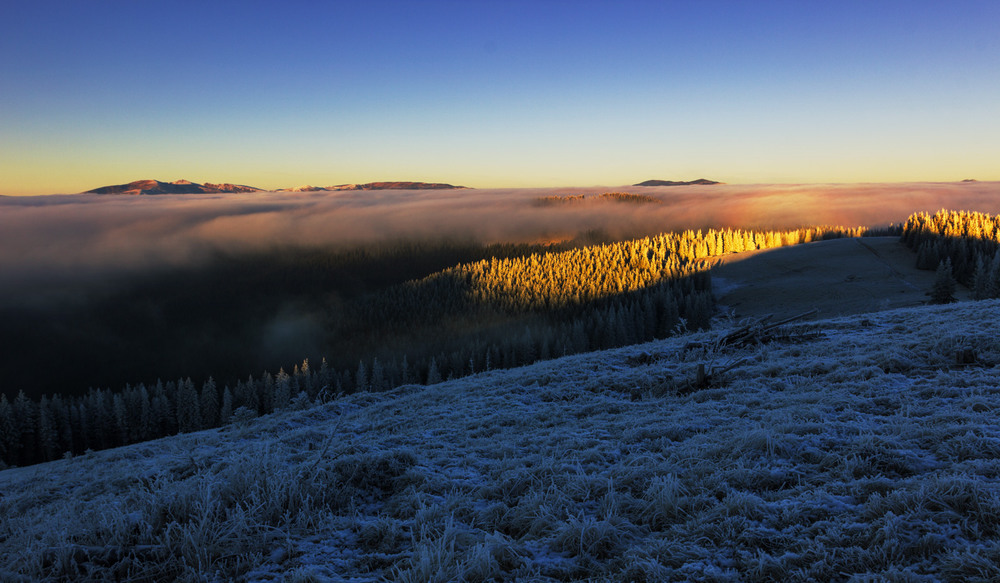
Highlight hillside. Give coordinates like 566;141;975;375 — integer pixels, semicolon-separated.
4;300;1000;581
712;237;971;321
85;179;263;195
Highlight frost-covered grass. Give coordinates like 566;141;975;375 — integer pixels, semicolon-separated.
5;301;1000;581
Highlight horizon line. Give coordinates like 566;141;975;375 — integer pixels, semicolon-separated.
3;177;996;197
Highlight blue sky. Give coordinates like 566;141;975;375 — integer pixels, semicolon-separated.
1;0;998;194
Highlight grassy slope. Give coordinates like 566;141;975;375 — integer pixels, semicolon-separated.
712;237;972;321
5;301;1000;581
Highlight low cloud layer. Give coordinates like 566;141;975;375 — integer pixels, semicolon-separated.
3;182;999;302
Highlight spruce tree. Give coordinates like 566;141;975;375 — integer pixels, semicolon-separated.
355;361;368;393
989;251;1000;299
113;394;129;445
37;397;58;461
274;369;291;410
243;375;261;413
13;391;37;466
50;394;73;455
371;358;385;391
200;378;219;428
220;387;234;424
298;359;314;398
426;358;442;385
0;394;18;466
973;255;990;300
137;385;153;442
260;372;274;414
176;378;201;433
401;355;412;385
931;259;957;304
318;358;332;397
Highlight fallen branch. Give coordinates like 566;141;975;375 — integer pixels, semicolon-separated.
716;309;819;349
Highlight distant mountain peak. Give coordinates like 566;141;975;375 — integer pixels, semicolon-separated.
276;181;469;192
633;178;721;186
84;179;264;195
331;181;469;190
276;185;330;192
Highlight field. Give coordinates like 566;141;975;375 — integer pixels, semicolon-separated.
712;237;972;321
4;299;1000;581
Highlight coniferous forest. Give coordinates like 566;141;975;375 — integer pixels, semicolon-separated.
902;209;1000;299
1;224;873;468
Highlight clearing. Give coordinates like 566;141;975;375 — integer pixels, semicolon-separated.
711;236;969;321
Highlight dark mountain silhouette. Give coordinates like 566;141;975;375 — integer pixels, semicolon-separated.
278;181;469;191
85;180;263;195
634;178;721;186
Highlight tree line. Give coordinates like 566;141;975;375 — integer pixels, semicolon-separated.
1;224;869;469
533;192;662;206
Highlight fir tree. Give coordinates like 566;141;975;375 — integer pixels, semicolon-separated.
0;395;17;467
113;394;129;445
318;358;332;398
355;361;369;393
13;391;37;466
137;385;153;442
50;394;73;455
371;358;385;391
260;372;274;414
401;355;412;385
37;396;58;462
298;359;314;399
176;378;201;433
973;254;990;300
220;386;234;424
989;251;1000;299
200;377;219;428
274;369;292;410
426;358;442;385
931;259;957;304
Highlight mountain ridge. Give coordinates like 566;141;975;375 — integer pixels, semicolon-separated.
633;178;722;186
84;179;470;195
276;181;470;191
84;179;263;195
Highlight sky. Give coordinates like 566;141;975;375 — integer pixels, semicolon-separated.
1;0;998;195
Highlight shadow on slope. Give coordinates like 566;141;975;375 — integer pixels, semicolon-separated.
711;237;970;321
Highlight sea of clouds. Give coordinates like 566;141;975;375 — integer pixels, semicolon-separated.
2;182;999;303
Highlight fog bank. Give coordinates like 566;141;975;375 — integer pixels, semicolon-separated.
3;182;999;301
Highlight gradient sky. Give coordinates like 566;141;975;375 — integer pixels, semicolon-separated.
2;0;998;195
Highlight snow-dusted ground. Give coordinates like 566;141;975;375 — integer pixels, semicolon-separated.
5;301;1000;581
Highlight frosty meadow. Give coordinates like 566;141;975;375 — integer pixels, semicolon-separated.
5;300;1000;580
